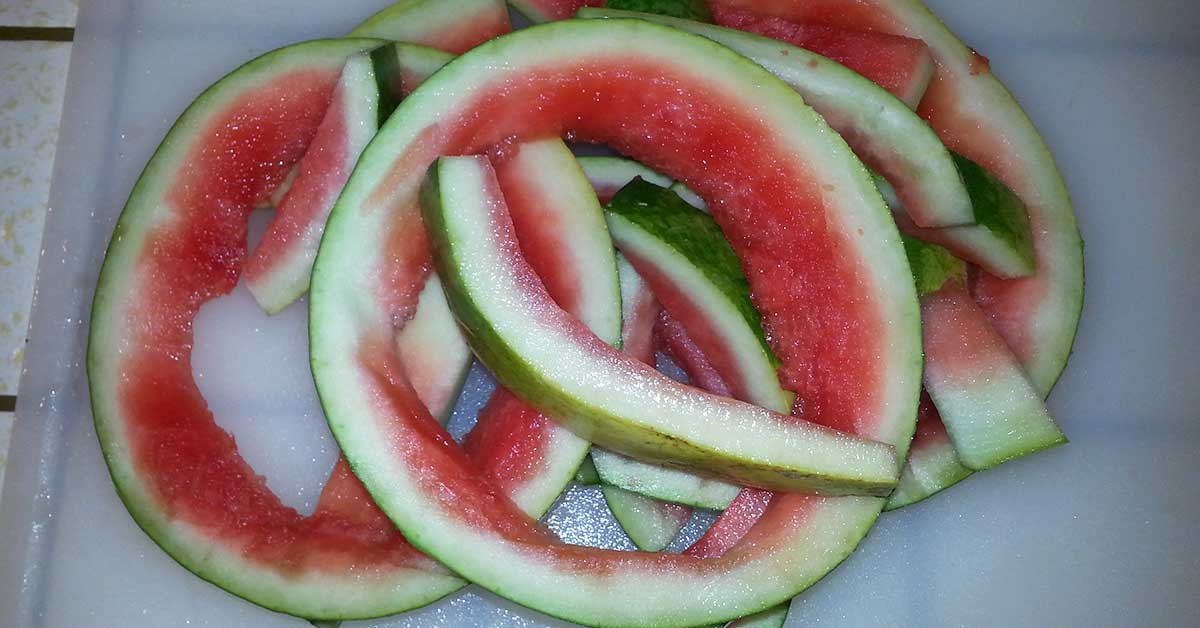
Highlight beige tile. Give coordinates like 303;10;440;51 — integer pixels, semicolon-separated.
0;40;70;395
0;0;77;27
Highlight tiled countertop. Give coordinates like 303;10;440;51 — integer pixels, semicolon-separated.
0;0;76;501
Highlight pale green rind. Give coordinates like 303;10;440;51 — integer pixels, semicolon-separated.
726;604;789;628
394;273;473;423
425;155;898;496
246;53;383;315
878;0;1084;395
669;181;707;210
577;155;673;191
901;235;966;297
504;138;624;345
86;38;468;620
311;19;919;626
885;438;972;511
350;0;506;42
506;0;558;23
593;448;740;510
578;8;973;229
931;376;1066;471
601;485;689;552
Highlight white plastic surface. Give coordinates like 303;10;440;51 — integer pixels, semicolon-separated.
1;1;1199;626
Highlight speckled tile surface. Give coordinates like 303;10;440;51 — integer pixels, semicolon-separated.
0;40;70;392
0;35;73;504
0;0;76;27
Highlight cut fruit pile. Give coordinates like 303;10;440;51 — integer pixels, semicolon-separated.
86;1;1081;626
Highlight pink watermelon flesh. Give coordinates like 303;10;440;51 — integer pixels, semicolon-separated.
711;5;934;108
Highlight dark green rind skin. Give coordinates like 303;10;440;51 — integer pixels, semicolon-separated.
902;235;966;296
575;455;602;485
369;45;405;127
607;179;780;370
953;152;1036;273
422;161;896;497
85;38;460;622
606;0;713;21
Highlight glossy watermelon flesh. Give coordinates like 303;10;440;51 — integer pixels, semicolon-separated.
710;4;933;108
310;19;920;626
708;0;1083;395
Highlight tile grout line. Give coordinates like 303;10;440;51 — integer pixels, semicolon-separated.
0;25;74;42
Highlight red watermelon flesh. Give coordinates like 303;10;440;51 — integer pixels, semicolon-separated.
711;5;933;108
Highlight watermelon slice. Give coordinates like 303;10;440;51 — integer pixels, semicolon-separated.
509;0;605;23
86;39;481;620
310;19;920;626
602;257;691;552
708;0;1084;395
710;4;933;109
655;311;733;397
349;0;511;53
461;136;621;515
909;237;1066;470
580;9;972;228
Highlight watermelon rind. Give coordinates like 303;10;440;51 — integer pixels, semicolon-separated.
310;19;919;626
349;0;510;52
86;38;479;620
578;8;973;229
601;485;690;552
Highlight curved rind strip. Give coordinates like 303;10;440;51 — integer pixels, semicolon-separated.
311;19;920;626
350;0;511;53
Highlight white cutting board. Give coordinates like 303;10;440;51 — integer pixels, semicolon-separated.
1;1;1198;626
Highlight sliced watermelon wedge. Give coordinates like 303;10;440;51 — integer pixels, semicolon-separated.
655;311;734;397
579;9;972;228
709;0;1084;395
578;155;673;203
509;0;604;23
310;19;920;625
349;0;511;53
710;4;933;109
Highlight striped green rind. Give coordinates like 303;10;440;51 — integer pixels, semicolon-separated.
601;485;690;551
311;19;919;626
424;156;897;495
86;38;471;620
579;8;973;228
